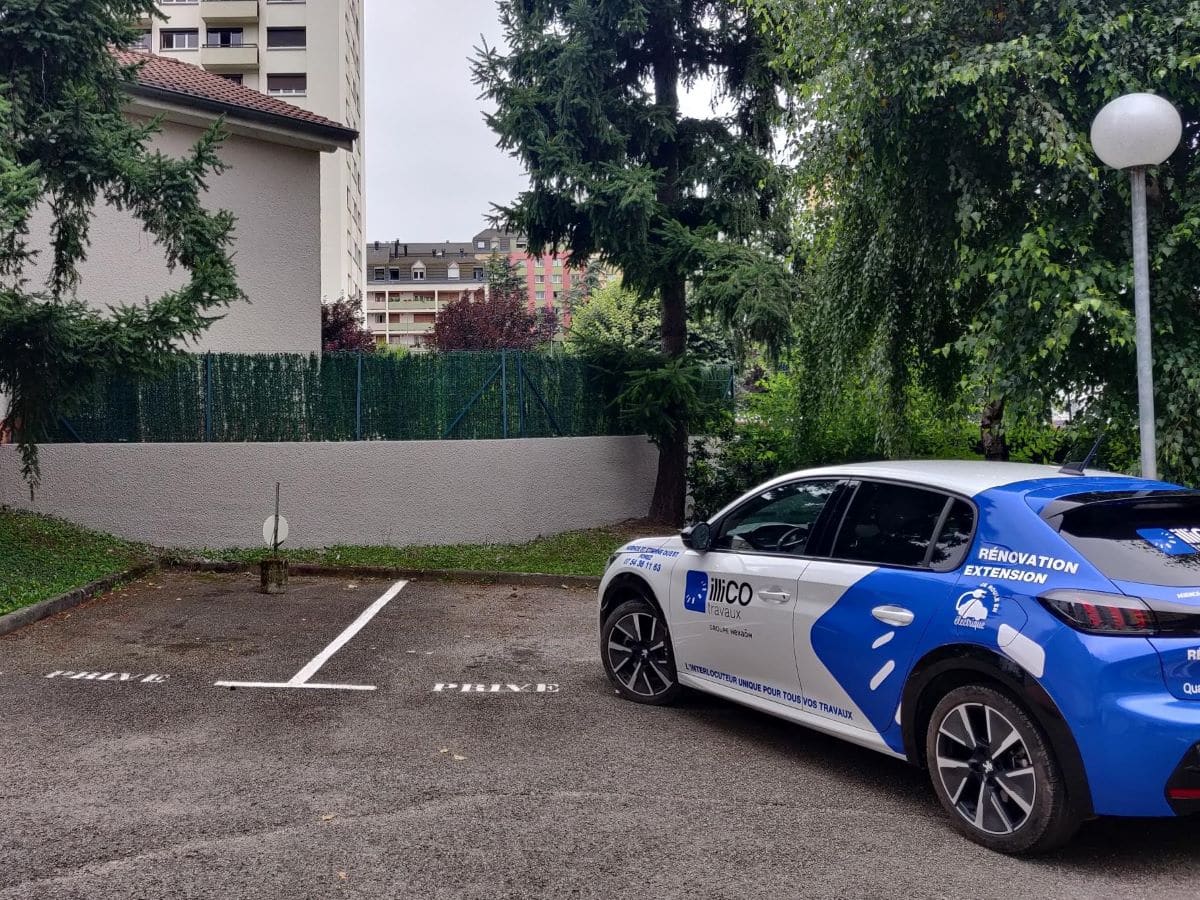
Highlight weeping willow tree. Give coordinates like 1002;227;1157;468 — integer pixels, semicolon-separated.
753;0;1200;476
1;1;242;491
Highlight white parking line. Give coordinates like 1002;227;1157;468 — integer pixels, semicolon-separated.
215;579;407;692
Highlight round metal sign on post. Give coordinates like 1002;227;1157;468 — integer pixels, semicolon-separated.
263;514;289;547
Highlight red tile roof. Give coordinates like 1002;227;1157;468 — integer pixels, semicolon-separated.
112;49;355;138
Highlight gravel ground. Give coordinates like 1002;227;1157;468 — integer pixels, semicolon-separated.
1;570;1198;899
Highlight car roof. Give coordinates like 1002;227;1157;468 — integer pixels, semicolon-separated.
769;460;1128;498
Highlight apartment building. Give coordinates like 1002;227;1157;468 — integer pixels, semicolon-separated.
365;242;486;350
471;228;581;312
364;229;613;350
134;0;365;302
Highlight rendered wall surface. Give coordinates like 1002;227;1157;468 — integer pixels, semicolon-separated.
22;119;322;354
0;437;658;549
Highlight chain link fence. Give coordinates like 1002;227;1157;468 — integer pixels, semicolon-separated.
49;351;735;443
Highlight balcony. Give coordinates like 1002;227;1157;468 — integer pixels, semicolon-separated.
387;298;438;311
200;0;259;23
200;43;259;70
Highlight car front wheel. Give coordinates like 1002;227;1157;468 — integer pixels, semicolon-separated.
601;597;681;705
925;684;1080;854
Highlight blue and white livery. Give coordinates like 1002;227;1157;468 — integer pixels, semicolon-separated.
598;461;1200;854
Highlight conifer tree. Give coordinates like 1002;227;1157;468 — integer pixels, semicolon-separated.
474;0;796;522
0;1;242;490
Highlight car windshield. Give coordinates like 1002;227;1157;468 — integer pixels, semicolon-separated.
1052;491;1200;587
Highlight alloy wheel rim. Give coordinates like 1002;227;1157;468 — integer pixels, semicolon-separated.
934;702;1037;836
607;611;673;697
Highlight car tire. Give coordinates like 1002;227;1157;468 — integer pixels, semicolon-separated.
924;684;1080;855
601;597;681;706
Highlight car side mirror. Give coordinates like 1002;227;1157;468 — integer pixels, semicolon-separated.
681;521;713;553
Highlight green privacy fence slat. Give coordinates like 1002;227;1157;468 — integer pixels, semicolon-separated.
49;351;734;444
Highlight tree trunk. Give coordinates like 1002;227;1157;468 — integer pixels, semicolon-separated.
981;397;1008;461
646;8;687;525
649;276;688;524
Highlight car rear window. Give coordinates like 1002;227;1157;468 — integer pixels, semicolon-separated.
1053;492;1200;586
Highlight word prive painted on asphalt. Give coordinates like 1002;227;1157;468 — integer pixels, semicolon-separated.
46;670;170;683
432;683;559;693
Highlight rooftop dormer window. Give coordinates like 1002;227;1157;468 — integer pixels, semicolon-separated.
412;262;426;281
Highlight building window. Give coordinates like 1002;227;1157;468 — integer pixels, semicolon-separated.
448;263;460;279
472;267;484;280
388;267;401;281
218;73;244;85
535;291;545;301
205;28;244;47
476;241;486;249
372;267;385;281
411;263;426;281
160;29;199;50
129;30;151;50
267;74;307;95
267;27;307;49
553;258;563;268
552;274;562;284
534;275;544;284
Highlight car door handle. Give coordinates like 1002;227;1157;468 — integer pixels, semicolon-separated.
872;605;915;627
760;590;790;603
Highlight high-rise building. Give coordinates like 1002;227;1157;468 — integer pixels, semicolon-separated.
133;0;364;302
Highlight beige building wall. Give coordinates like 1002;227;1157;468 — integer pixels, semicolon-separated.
24;117;322;354
142;0;365;303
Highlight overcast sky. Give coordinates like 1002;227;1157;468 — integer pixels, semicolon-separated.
363;0;720;244
364;0;525;242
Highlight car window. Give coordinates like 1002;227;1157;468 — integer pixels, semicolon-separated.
832;481;950;567
714;480;839;556
1055;493;1200;586
929;499;975;569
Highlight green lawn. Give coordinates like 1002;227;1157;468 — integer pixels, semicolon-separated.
0;507;662;619
197;520;660;578
0;508;149;616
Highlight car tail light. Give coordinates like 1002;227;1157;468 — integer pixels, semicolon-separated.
1039;590;1157;635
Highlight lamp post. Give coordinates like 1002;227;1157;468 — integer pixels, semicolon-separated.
1090;93;1182;480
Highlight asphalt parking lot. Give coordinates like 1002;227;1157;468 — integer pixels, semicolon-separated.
2;571;1200;899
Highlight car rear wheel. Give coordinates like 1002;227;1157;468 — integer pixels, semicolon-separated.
925;684;1080;854
601;597;681;705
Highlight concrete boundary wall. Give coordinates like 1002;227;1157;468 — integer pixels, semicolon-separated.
0;437;658;549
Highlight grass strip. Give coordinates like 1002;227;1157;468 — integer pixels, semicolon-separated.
0;508;149;616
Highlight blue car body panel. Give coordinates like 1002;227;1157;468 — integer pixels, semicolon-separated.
806;473;1200;816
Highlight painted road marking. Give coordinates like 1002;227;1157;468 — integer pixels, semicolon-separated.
45;671;170;683
215;579;407;692
432;683;560;693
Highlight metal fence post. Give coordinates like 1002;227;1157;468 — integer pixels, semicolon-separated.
517;353;526;437
355;350;363;441
501;349;508;438
203;352;213;441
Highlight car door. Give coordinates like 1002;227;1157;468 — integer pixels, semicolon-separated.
793;480;976;738
670;478;843;704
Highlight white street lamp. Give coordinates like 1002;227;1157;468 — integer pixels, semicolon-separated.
1090;93;1182;480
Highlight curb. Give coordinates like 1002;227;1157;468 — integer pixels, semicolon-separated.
0;559;600;638
0;560;160;638
173;558;602;589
